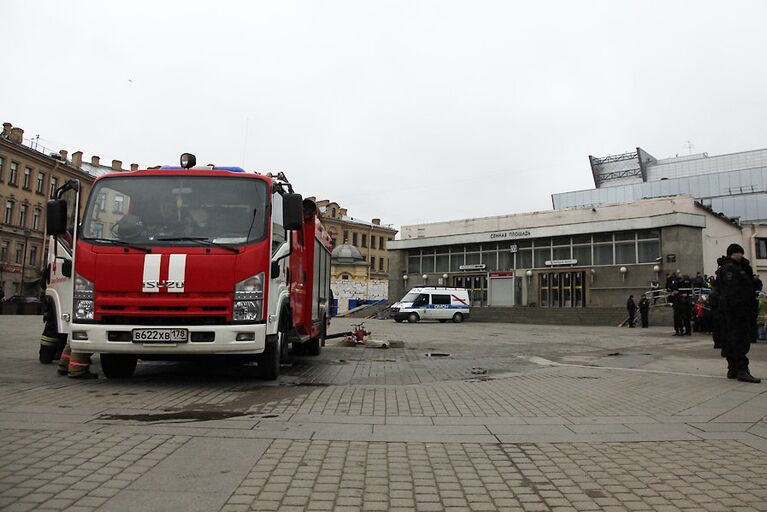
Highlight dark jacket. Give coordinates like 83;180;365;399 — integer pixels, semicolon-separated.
639;297;649;312
717;257;757;317
627;297;637;313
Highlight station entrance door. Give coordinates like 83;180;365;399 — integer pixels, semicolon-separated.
454;274;487;307
539;271;586;308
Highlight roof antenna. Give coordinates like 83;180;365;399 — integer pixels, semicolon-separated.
686;140;694;155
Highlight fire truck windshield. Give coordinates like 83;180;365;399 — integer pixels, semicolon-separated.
81;175;268;247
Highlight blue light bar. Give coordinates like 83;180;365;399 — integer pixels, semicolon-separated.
158;166;247;173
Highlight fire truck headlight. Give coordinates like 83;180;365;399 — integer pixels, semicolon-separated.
234;273;264;321
74;273;94;300
233;300;261;322
74;299;94;321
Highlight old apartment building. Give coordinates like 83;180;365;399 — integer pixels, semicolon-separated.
311;199;397;279
0;122;133;298
308;199;398;314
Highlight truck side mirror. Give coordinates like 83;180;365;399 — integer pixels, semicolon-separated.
283;193;303;231
47;200;68;236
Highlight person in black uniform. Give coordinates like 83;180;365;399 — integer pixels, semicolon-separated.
626;295;637;327
717;244;760;383
639;296;650;328
679;292;692;336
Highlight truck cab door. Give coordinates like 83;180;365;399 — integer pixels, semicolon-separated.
45;181;80;334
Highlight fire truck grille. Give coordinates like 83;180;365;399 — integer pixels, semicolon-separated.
101;315;228;326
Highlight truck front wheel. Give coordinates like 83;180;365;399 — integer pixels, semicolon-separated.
100;354;138;379
258;331;282;380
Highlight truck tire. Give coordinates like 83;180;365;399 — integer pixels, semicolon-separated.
258;331;282;380
100;354;138;379
306;318;325;356
452;312;464;323
407;313;420;323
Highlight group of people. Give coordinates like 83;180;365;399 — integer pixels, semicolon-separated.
629;244;763;383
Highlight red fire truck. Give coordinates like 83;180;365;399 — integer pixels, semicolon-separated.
45;153;332;379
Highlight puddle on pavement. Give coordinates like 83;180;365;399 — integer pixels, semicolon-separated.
99;409;249;423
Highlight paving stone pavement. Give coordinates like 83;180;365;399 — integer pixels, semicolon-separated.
1;316;765;511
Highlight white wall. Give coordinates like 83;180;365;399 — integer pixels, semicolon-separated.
331;279;388;314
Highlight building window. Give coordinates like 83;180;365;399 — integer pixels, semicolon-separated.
370;257;375;270
638;240;660;263
331;208;336;218
0;240;8;262
343;230;349;243
352;232;358;246
32;209;41;231
9;162;18;185
29;245;37;266
15;243;23;264
23;167;32;189
757;238;767;259
4;201;13;224
36;172;45;193
114;195;124;213
97;192;106;211
18;204;27;227
341;273;350;280
92;222;104;238
594;243;614;265
49;176;58;199
371;236;377;250
0;155;5;181
379;257;384;271
362;234;367;248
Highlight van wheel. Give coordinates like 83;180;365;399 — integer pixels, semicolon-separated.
100;354;137;379
407;313;420;323
452;313;464;323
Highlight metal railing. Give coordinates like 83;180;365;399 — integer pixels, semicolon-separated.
643;287;711;305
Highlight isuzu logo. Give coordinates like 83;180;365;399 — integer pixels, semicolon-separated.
142;254;187;293
142;280;185;290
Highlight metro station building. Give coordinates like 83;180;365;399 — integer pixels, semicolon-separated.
387;197;764;308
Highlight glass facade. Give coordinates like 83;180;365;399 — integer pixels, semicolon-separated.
404;230;661;274
552;166;767;222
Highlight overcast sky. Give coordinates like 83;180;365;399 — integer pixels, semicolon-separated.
3;1;766;231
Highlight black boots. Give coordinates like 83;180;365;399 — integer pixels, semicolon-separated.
736;370;761;383
727;369;737;379
39;345;57;364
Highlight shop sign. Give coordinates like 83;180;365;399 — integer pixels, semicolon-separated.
489;272;514;278
545;259;577;266
2;265;20;273
459;264;486;271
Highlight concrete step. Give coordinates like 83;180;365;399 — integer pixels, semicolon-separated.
471;306;673;326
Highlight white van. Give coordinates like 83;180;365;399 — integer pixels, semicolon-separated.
391;287;471;323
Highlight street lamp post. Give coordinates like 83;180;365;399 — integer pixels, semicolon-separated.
19;229;31;297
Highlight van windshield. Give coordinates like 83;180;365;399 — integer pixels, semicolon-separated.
401;292;420;302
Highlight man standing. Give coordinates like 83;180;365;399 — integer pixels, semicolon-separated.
679;292;692;336
639;296;650;328
717;244;760;383
626;295;637;328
